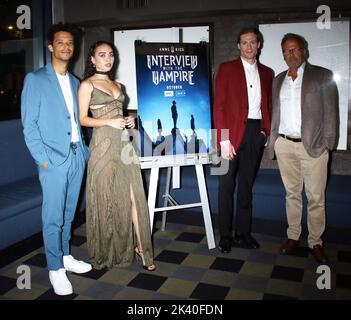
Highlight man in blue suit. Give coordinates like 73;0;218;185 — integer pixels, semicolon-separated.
21;23;91;295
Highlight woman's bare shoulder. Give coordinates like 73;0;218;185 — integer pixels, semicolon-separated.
79;78;94;91
114;81;122;89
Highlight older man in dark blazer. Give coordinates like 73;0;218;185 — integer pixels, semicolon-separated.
214;27;273;253
268;33;338;263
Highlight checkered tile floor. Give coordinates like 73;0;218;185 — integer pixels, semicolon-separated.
1;221;351;300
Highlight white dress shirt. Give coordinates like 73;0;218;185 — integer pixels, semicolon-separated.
241;57;262;120
56;73;80;143
278;62;305;138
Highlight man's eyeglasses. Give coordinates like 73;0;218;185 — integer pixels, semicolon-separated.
283;48;304;55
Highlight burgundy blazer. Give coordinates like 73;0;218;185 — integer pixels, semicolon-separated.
213;58;273;151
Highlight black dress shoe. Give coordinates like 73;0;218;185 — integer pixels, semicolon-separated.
218;236;233;253
232;232;260;249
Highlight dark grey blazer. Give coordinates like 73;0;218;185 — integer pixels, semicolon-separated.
267;63;339;159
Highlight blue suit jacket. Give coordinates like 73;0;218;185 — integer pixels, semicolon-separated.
21;63;90;166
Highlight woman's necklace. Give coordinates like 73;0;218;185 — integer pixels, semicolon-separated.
95;70;110;75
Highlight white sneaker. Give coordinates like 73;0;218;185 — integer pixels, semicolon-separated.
49;268;73;295
63;255;92;274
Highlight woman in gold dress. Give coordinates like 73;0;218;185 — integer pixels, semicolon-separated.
78;41;155;271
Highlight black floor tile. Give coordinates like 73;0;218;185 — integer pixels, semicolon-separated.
36;288;78;300
22;253;47;268
301;285;336;300
286;246;310;258
0;275;17;295
271;265;304;282
83;282;123;299
263;293;298;300
155;250;188;264
210;257;244;273
176;232;204;243
190;282;230;300
74;267;108;280
336;274;351;289
70;235;87;247
127;273;167;291
338;251;351;263
0;233;43;268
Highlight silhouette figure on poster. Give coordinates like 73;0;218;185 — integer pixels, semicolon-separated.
156;118;165;146
190;114;195;132
171;100;178;130
137;101;209;156
188;114;198;153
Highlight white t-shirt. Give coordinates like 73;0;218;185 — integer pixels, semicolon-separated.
56;73;80;143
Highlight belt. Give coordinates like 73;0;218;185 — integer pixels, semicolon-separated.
70;142;78;154
279;134;301;143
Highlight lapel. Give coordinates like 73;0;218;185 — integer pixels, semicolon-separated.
45;63;70;116
257;62;266;101
301;62;313;112
273;72;286;125
45;63;79;122
68;73;79;123
235;59;249;106
274;72;285;104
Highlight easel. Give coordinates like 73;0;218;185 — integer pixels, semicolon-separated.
140;154;215;249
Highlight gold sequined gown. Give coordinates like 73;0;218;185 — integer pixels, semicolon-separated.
86;87;153;269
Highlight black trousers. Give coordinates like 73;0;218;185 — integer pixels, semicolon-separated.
218;119;265;238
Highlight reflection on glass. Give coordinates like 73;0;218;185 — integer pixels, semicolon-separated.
0;0;45;121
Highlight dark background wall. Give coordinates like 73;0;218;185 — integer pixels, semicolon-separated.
55;0;351;174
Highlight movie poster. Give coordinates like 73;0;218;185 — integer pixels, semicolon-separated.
135;42;212;157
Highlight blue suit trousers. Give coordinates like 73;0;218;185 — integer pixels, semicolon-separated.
38;144;86;270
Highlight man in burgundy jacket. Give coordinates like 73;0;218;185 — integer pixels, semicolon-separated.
214;27;273;253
